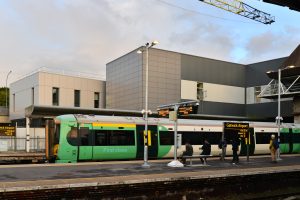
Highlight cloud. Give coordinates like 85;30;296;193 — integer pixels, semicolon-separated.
0;0;300;87
243;26;300;64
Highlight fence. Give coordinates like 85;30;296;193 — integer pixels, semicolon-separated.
0;127;45;153
0;137;45;152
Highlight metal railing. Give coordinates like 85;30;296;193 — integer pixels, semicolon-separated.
0;136;45;152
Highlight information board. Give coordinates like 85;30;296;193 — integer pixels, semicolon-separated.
0;124;16;136
224;122;249;144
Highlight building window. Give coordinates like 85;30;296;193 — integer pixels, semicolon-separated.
74;90;80;107
13;94;15;112
94;92;99;108
52;87;59;106
197;82;203;100
32;87;34;105
255;86;261;103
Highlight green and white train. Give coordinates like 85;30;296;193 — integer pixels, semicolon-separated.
53;114;300;163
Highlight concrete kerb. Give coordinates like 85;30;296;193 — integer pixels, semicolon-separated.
1;166;299;193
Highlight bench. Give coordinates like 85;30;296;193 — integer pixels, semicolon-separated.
182;155;213;166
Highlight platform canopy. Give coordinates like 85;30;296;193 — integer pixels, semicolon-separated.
259;44;300;99
263;0;300;12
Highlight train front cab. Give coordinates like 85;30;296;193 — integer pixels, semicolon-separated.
55;115;164;163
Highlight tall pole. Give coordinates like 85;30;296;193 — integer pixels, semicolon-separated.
142;44;150;168
277;69;281;160
174;105;178;160
5;70;12;108
139;41;158;168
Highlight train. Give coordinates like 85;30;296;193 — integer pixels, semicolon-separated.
52;114;300;163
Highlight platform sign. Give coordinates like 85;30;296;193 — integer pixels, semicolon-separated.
0;124;16;136
224;122;250;161
224;122;249;142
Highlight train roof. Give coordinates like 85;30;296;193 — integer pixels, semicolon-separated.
55;114;295;128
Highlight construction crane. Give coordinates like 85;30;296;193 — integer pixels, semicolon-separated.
199;0;275;24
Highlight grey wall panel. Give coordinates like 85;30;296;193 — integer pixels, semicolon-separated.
246;57;287;87
181;54;245;87
106;50;143;110
198;101;245;116
246;100;293;118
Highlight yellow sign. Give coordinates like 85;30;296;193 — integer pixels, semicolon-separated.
0;125;16;136
144;130;151;146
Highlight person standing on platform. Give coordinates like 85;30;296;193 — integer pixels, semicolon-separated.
269;134;278;163
200;139;211;164
219;138;227;160
231;138;240;164
181;141;193;165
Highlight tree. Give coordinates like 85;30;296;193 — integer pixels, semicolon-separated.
0;87;9;107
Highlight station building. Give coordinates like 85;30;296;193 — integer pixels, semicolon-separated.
9;68;106;126
106;47;295;122
8;45;300;126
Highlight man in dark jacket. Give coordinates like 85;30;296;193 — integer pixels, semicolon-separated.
231;138;240;164
200;139;211;164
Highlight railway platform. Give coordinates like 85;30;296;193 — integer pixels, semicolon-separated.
0;154;300;199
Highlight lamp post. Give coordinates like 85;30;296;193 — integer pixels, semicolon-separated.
137;40;159;168
5;70;12;108
276;68;282;161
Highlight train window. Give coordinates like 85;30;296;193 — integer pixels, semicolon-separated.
79;127;93;146
179;132;222;145
94;130;135;146
109;130;135;146
159;131;174;145
255;132;278;144
294;134;300;143
67;127;79;146
94;130;108;146
181;132;203;145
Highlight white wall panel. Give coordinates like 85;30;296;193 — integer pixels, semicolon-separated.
181;80;197;100
204;83;245;104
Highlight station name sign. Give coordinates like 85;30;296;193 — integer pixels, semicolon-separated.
0;124;16;136
224;122;249;129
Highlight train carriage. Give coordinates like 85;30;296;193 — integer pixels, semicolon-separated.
53;114;300;163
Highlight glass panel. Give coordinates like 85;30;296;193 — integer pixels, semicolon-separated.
74;90;80;107
256;132;278;144
93;130;135;146
52;87;59;106
94;92;99;108
67;127;78;146
79;127;91;146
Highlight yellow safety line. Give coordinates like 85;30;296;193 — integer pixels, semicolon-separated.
92;123;136;128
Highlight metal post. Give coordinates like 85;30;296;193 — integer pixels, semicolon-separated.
26;117;30;153
142;45;150;168
174;105;178;160
167;104;184;167
5;70;12;108
221;126;225;161
277;69;282;160
138;41;159;168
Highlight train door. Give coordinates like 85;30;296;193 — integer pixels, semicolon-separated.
78;124;94;160
136;125;158;159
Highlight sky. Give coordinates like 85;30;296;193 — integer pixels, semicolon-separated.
1;0;300;87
